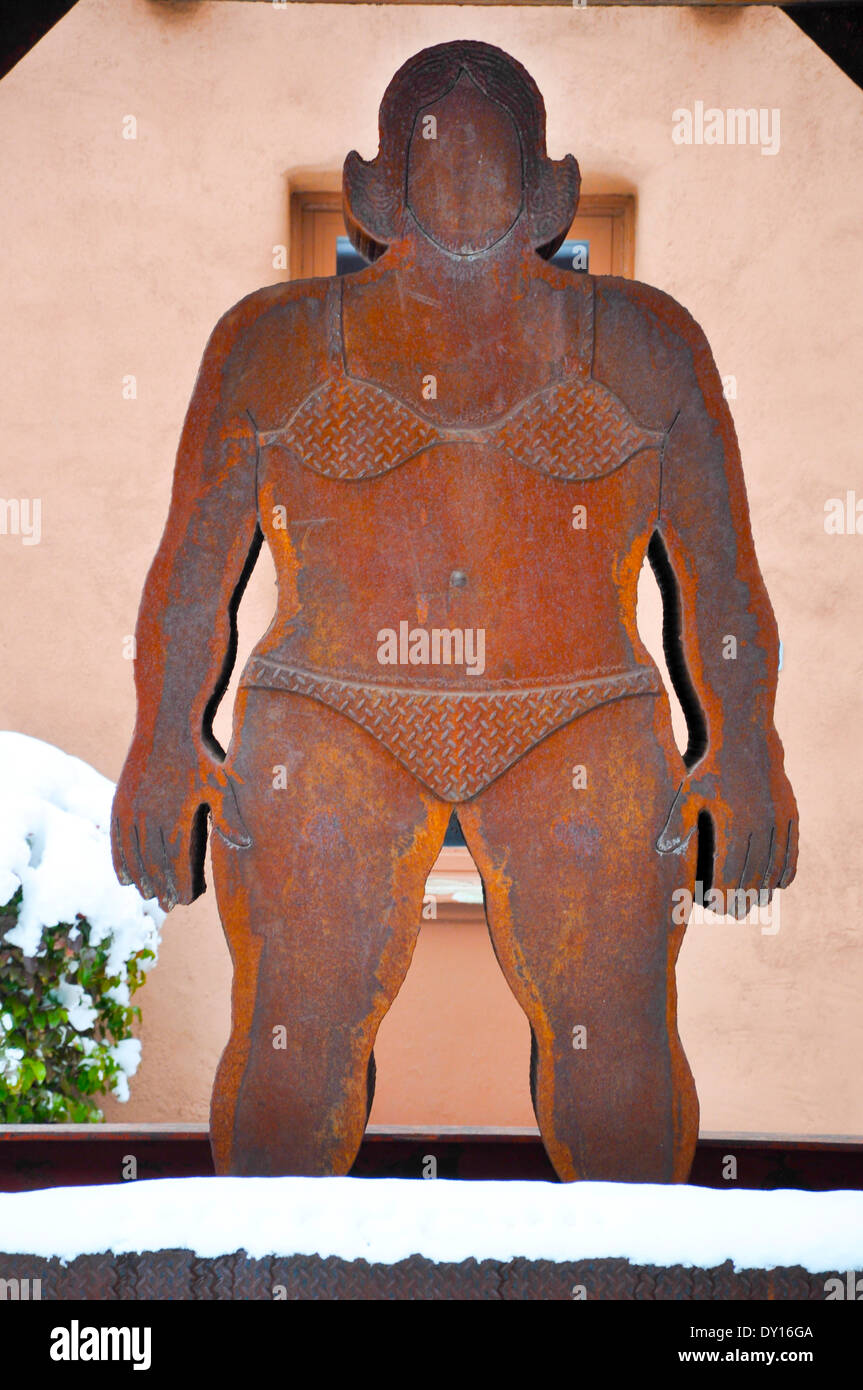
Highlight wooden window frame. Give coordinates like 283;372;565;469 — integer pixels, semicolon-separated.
575;193;636;279
289;189;635;278
289;189;341;279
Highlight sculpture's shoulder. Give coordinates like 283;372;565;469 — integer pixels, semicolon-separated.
592;276;720;422
209;278;334;369
202;278;338;412
595;276;719;386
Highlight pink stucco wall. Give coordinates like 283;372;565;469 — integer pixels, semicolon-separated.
1;0;862;1134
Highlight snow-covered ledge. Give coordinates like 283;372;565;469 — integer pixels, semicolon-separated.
1;1177;862;1272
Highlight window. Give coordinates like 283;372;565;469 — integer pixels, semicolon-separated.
289;189;635;279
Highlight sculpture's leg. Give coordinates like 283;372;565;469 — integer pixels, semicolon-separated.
209;689;450;1176
458;694;699;1183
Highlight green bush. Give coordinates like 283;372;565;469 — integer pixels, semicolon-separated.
0;888;154;1123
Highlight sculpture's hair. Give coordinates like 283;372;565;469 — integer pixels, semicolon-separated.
343;40;580;261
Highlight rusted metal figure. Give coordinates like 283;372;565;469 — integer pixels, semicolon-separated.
112;41;798;1183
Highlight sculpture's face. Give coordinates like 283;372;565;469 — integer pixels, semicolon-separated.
406;70;524;256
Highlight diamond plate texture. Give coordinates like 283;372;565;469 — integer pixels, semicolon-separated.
497;378;665;480
0;1250;835;1301
240;661;663;801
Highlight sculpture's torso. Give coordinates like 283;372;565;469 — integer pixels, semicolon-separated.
231;259;672;798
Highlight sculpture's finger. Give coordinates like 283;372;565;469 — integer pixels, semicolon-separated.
112;815;133;887
734;831;753;894
158;817;196;906
131;821;158;903
143;833;172;908
655;778;698;855
725;828;773;918
208;773;253;850
777;818;797;890
758;825;777;898
157;826;179;912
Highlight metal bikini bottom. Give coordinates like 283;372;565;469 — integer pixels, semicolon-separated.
238;657;663;802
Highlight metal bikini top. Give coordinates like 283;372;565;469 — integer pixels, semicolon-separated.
257;277;666;482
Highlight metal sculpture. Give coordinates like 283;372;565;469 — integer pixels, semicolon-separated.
111;41;798;1183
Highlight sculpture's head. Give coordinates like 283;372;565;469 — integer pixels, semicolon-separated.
343;41;580;262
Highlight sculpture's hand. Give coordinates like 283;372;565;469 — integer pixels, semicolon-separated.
110;738;252;911
656;732;798;915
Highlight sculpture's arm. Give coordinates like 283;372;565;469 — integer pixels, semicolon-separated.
651;311;798;901
111;305;262;910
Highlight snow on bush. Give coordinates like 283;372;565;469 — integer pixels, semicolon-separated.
0;733;163;1121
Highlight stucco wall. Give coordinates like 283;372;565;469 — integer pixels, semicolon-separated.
1;0;861;1134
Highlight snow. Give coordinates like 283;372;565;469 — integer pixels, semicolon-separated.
107;1039;142;1102
0;732;162;1104
426;872;484;905
49;979;98;1033
0;1177;861;1271
0;1046;25;1084
0;731;164;968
